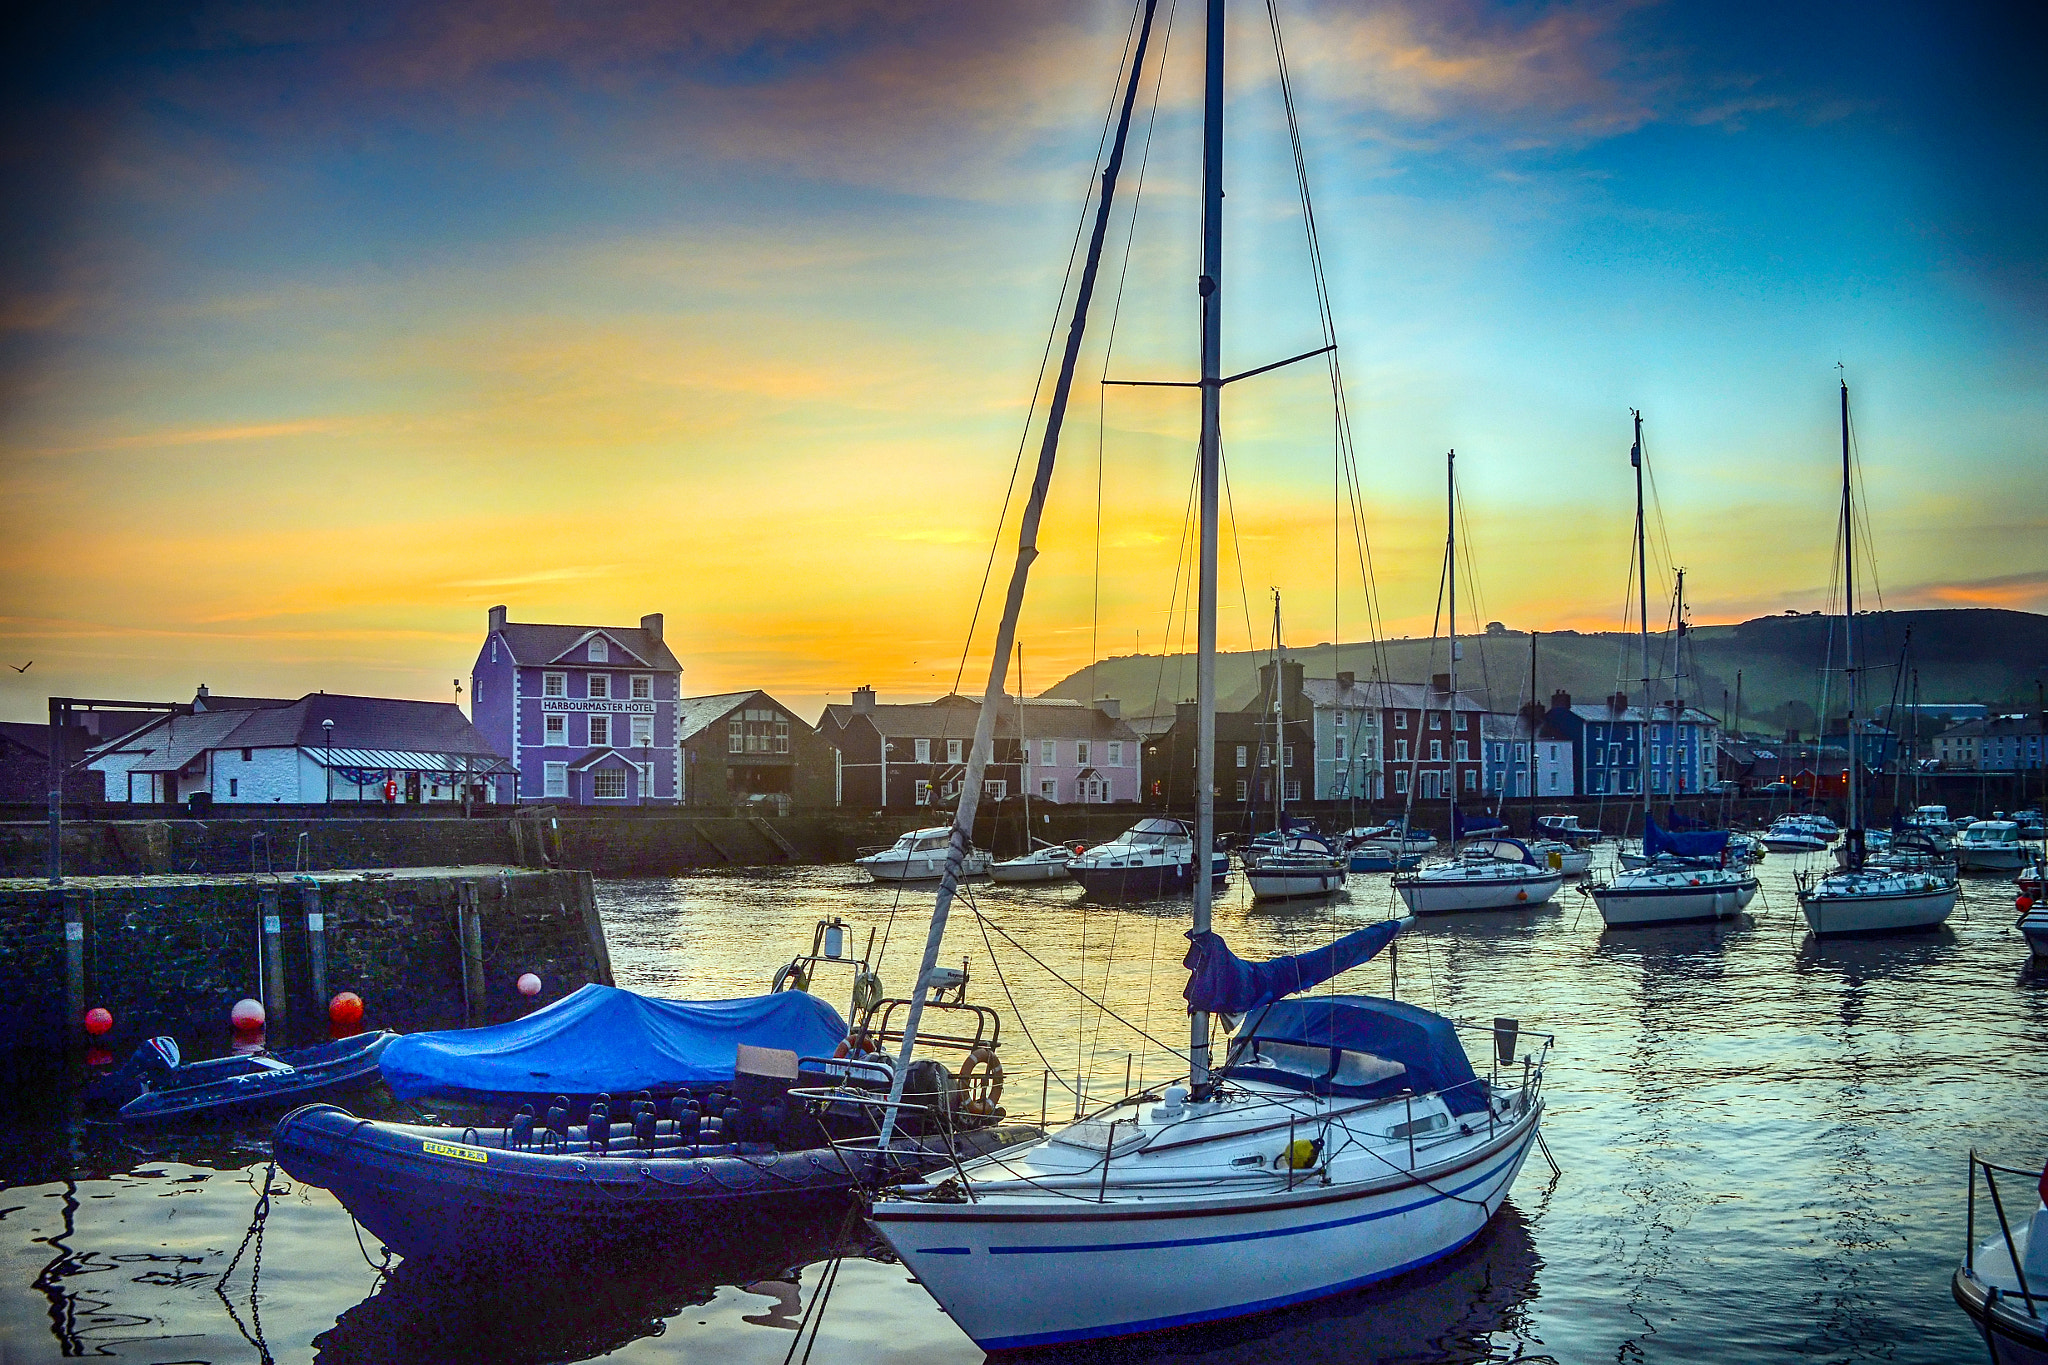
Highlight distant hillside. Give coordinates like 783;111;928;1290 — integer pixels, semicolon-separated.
1040;609;2048;734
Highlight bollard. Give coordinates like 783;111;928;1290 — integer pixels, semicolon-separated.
261;888;288;1043
458;881;486;1027
302;882;327;1017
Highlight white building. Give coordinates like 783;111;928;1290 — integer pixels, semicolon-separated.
90;687;511;805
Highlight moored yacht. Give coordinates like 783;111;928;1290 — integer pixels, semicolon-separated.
1951;1154;2048;1364
1394;837;1565;915
856;828;992;882
1591;816;1757;927
1068;818;1227;899
1761;818;1830;854
1955;818;2033;873
1244;833;1348;900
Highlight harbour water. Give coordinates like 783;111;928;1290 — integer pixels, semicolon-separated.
2;850;2041;1363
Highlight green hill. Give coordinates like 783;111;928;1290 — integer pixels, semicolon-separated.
1040;609;2048;735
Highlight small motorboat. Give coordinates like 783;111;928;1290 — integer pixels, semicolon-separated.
1394;837;1564;915
114;1031;395;1126
1956;819;2033;873
1243;832;1347;901
1341;823;1433;872
989;841;1078;883
1533;813;1601;847
855;827;992;882
1761;819;1829;854
1953;1152;2048;1364
1527;839;1592;876
1068;818;1227;899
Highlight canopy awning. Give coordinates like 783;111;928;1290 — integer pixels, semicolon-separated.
306;747;512;775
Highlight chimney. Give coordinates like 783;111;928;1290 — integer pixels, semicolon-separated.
1609;691;1630;712
640;612;663;643
1336;670;1355;689
488;604;508;634
1551;689;1571;712
1431;673;1451;695
852;685;876;716
194;684;210;710
1096;696;1120;719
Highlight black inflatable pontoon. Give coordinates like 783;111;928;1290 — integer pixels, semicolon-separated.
116;1031;395;1126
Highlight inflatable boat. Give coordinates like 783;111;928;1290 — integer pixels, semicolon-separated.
115;1031;395;1126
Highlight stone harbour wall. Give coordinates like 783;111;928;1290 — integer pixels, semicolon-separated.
0;866;607;1065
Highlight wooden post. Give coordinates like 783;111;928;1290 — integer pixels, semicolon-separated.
60;889;84;1058
260;888;287;1042
302;882;327;1021
458;880;486;1027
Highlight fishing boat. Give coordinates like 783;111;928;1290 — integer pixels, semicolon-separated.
111;1030;394;1126
855;827;992;882
1394;836;1565;915
1955;819;2033;873
1068;818;1227;898
1952;1152;2048;1364
1797;378;1957;937
840;4;1554;1345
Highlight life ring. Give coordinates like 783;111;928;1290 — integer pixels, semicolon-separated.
956;1045;1005;1116
772;960;810;993
850;970;884;1018
833;1039;850;1059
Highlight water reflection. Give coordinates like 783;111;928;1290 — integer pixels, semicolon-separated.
315;1217;860;1364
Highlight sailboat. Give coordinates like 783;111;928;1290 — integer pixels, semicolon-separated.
1392;449;1565;915
1796;377;1959;935
990;647;1079;883
859;1;1551;1347
1587;414;1758;927
1244;592;1347;900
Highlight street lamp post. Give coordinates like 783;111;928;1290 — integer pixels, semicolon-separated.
322;719;334;811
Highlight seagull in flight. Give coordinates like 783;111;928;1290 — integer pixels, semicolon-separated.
6;661;28;673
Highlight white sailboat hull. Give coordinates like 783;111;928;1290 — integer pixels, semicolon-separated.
1798;882;1957;935
1245;865;1347;900
2019;908;2048;960
1395;870;1563;915
858;851;991;882
988;854;1072;883
1592;875;1757;927
872;1116;1539;1351
1956;845;2031;873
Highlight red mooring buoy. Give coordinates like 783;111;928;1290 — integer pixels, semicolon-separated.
84;1007;113;1036
329;991;364;1027
231;998;266;1031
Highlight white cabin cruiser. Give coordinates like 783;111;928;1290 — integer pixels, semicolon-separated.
1761;819;1830;854
1068;818;1227;899
1394;837;1565;915
988;841;1076;884
856;828;991;882
869;929;1551;1350
1244;837;1348;901
1955;819;2033;873
1532;814;1601;846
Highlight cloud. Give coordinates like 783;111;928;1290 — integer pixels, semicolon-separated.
1892;569;2048;610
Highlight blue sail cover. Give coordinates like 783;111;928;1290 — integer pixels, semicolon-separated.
1182;920;1403;1017
1234;994;1487;1116
1452;807;1507;839
379;985;848;1101
1644;813;1729;861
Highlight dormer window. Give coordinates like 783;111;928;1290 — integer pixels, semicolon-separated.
590;637;608;662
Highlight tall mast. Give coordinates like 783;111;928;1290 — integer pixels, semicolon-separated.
1017;643;1029;845
1632;411;1650;817
1674;567;1686;798
876;0;1161;1147
1446;449;1457;826
1841;375;1860;857
1271;589;1284;831
1527;630;1539;831
1189;0;1224;1099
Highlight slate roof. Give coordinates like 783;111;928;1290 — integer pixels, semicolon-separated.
94;694;503;772
496;622;682;672
676;691;763;742
1300;678;1487;713
118;711;257;774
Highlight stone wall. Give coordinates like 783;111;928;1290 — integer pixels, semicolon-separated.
0;867;605;1064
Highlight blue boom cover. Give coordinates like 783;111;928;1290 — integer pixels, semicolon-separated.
380;984;848;1101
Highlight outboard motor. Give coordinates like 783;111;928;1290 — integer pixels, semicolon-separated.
900;1057;961;1130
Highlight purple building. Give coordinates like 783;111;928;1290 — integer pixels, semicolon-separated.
470;605;684;805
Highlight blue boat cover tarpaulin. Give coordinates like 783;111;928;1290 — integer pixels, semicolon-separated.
1182;920;1403;1017
1644;813;1729;861
379;985;848;1101
1452;807;1506;839
1233;994;1487;1116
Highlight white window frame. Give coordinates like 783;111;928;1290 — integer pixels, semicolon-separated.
1235;780;1249;801
1334;710;1346;729
1395;712;1408;730
543;762;568;797
1108;740;1123;766
631;674;652;699
1040;739;1056;767
1285;779;1301;802
1456;740;1469;761
592;767;626;799
1394;770;1409;795
544;714;566;746
1076;741;1092;766
589;673;610;699
983;779;1006;800
1430;740;1442;761
1334;735;1347;760
915;779;932;804
589;637;608;663
543;671;566;698
729;718;744;753
1235;745;1248;768
1395;739;1409;762
589;715;611;747
1040;778;1056;800
630;716;653;747
775;720;789;754
915;738;932;764
947;738;963;765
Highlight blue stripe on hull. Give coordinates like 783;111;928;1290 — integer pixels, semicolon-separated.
952;1135;1533;1350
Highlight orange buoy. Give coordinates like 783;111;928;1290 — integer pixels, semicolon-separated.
329;991;364;1026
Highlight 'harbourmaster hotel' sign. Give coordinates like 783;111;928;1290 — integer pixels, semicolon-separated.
540;698;657;714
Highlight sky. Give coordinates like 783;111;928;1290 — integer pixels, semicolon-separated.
2;0;2044;723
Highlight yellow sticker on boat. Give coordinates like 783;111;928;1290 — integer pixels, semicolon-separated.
422;1138;488;1164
